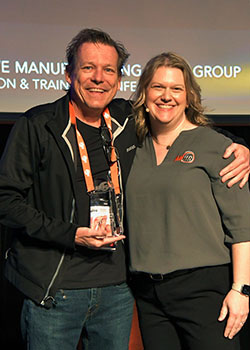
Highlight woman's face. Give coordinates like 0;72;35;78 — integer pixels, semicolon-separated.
145;66;188;128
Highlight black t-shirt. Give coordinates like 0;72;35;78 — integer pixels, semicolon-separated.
60;119;126;289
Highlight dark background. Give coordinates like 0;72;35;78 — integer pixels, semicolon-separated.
0;119;250;349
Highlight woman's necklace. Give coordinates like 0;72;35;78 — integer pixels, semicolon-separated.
152;136;171;150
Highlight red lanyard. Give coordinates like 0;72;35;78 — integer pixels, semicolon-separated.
69;101;120;194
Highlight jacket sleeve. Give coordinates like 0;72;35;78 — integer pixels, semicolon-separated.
0;116;77;251
213;126;249;148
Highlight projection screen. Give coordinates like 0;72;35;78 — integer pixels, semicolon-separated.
0;0;249;121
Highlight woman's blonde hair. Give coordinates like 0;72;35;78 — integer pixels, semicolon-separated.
132;52;210;142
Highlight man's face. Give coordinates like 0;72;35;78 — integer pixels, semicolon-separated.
66;42;121;117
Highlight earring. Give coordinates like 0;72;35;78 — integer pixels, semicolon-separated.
145;106;150;113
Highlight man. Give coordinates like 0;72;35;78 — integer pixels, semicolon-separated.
0;29;136;350
0;28;249;350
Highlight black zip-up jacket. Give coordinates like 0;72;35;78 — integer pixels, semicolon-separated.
0;94;138;308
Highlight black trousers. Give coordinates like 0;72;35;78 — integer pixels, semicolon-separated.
131;265;240;350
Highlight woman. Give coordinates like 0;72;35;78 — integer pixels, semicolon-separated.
126;52;250;350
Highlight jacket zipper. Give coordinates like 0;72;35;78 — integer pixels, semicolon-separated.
40;199;75;306
41;120;76;306
112;117;129;236
40;253;65;305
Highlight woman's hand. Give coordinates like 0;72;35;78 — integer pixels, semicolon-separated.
218;289;249;339
220;143;250;188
